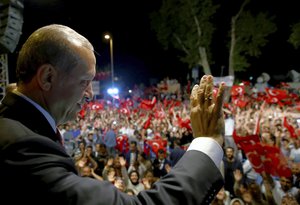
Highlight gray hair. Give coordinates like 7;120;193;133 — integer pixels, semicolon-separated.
16;24;94;83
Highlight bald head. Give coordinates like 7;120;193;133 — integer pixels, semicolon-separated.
16;24;94;84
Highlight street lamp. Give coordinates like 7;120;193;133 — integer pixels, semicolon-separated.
104;34;114;88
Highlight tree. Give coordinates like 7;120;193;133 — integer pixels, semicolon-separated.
229;0;277;77
150;0;219;75
288;22;300;49
151;0;277;79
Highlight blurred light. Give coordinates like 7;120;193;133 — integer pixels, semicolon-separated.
128;89;132;93
249;76;253;80
107;87;119;95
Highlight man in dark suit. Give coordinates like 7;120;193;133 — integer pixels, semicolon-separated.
0;24;226;205
152;148;171;178
169;138;186;167
124;140;139;169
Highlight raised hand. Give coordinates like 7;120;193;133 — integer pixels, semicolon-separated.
190;75;226;146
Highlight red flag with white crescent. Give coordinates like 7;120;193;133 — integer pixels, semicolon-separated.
283;116;297;138
115;135;129;153
243;143;264;173
231;85;245;96
147;139;167;155
265;88;288;100
139;96;157;110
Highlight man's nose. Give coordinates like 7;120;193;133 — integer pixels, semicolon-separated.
85;83;94;102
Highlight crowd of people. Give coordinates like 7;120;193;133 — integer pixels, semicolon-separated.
59;74;300;205
1;23;300;205
0;24;225;205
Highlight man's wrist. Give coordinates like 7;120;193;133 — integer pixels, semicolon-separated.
187;137;223;169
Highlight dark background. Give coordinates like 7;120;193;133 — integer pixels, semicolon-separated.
5;0;300;88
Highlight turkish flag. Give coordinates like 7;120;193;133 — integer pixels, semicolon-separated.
115;135;129;153
126;98;134;107
243;143;264;173
139;96;157;110
283;116;297;138
263;145;291;177
232;130;260;150
90;102;104;111
143;115;152;129
146;139;167;155
265;88;288;100
119;107;130;116
231;85;245;96
232;97;248;108
233;130;291;177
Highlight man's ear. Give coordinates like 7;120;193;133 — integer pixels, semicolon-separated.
36;64;56;91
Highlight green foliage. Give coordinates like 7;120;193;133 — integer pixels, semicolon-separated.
232;43;250;72
151;0;277;74
150;0;219;69
288;22;300;49
233;11;277;70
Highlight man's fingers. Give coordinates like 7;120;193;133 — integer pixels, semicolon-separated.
209;83;225;134
190;108;201;137
208;82;226;135
204;75;214;108
198;75;207;105
190;84;199;108
214;82;226;115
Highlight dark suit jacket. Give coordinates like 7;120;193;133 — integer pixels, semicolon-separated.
124;150;139;168
170;146;186;167
0;92;224;205
152;157;171;178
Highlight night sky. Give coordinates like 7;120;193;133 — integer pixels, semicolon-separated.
5;0;300;88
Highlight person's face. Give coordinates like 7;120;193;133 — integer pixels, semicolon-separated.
114;178;125;191
79;142;85;149
232;201;242;205
88;134;93;140
108;168;116;177
216;188;226;200
158;151;165;159
242;191;252;203
280;177;292;192
51;47;96;124
100;146;106;153
130;172;139;183
95;144;100;151
225;148;234;159
114;157;121;168
291;163;300;175
238;183;247;194
145;172;153;180
81;166;92;177
130;143;136;151
86;147;93;155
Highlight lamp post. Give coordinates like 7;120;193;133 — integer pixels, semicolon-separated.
104;34;114;88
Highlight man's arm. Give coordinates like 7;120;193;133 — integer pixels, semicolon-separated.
1;75;227;205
